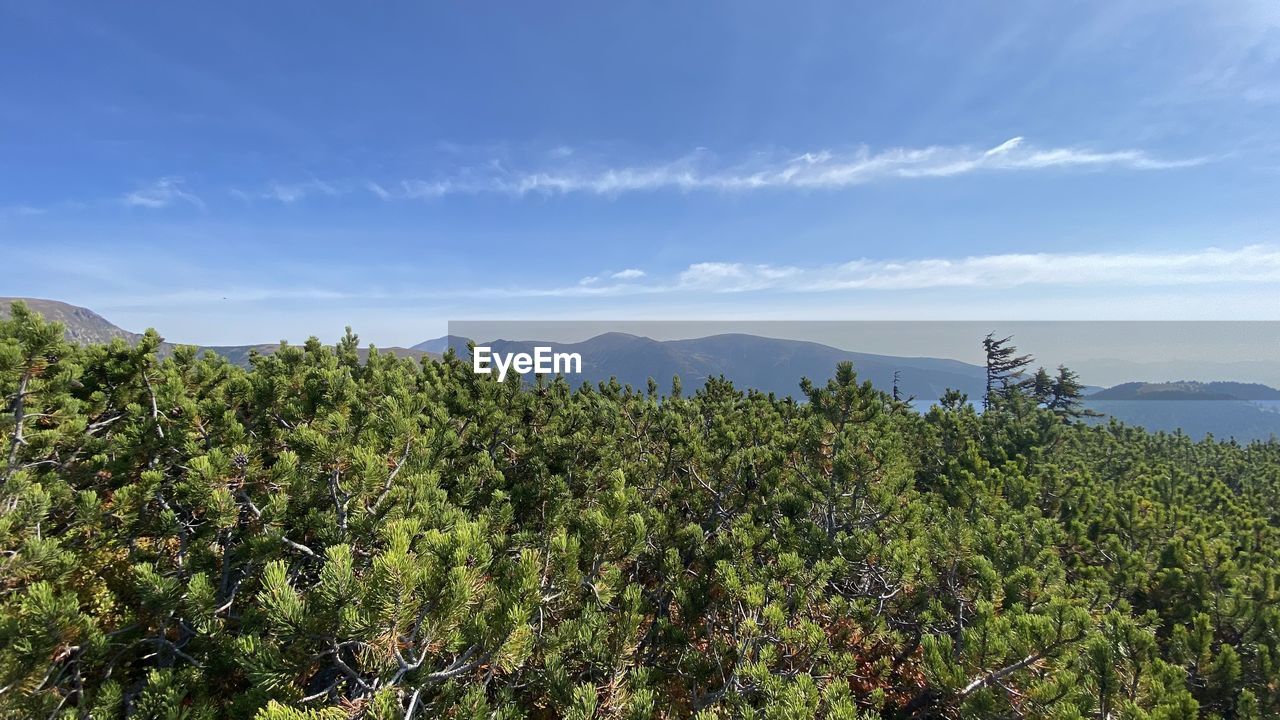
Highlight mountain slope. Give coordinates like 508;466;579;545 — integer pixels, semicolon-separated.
412;335;467;353
1;298;434;365
456;332;989;402
1084;398;1280;442
1083;380;1280;442
0;297;141;345
1089;381;1280;401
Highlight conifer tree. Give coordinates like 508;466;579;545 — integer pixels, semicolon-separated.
1026;364;1096;420
982;333;1034;410
1046;364;1095;419
3;301;1279;719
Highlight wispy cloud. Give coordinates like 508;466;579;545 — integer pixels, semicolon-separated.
262;179;341;203
63;245;1280;314
370;137;1205;199
28;245;1277;341
366;181;395;200
495;245;1280;299
233;178;344;203
579;268;648;285
0;205;48;218
74;138;1208;212
138;245;1261;302
677;245;1280;293
123;177;205;210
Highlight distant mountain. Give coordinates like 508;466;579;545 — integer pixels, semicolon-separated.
1;298;434;366
411;335;467;353
452;334;1280;442
1084;381;1280;442
0;297;142;345
451;332;989;402
1070;358;1280;389
1088;381;1280;401
1085;399;1280;443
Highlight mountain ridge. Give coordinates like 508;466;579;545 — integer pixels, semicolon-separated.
1088;380;1280;401
445;331;990;402
6;297;1279;441
0;298;434;365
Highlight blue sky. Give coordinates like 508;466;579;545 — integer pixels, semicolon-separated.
2;1;1279;345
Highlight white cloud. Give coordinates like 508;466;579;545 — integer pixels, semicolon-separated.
678;262;801;290
480;245;1280;299
105;138;1206;211
575;269;647;288
123;177;205;210
217;245;1263;303
665;246;1280;293
396;179;458;199
233;179;344;203
263;179;340;203
37;245;1278;343
376;137;1206;199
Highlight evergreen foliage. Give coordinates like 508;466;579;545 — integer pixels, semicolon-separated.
3;301;1279;719
982;334;1035;410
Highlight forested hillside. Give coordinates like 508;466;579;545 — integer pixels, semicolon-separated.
3;301;1279;719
